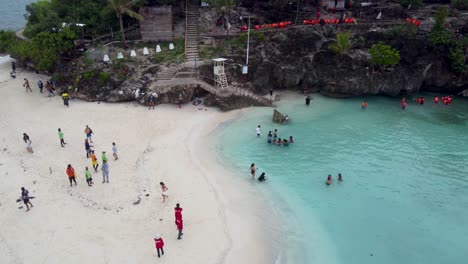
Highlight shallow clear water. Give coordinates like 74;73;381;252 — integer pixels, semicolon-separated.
216;94;468;264
0;0;35;31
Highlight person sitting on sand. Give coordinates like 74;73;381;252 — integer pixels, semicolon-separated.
338;173;343;182
326;175;333;185
160;182;168;202
250;163;256;179
258;172;267;182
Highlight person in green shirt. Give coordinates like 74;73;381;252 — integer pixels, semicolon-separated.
85;166;93;186
58;128;66;147
101;151;108;163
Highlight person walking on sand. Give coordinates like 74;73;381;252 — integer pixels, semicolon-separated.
101;151;108;163
61;92;70;107
66;164;77;186
160;182;168;202
85;139;93;158
112;142;118;160
23;133;30;144
148;93;156;110
58;128;66;147
176;218;184;240
250;163;256;179
20;187;33;211
23;78;32;92
102;160;109;183
84;125;93;143
175;203;183;221
154;234;165;258
256;125;261;137
90;150;99;172
85;166;93;186
26;139;33;153
37;80;44;93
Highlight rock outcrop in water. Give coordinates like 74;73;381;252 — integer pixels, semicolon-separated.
272;109;289;124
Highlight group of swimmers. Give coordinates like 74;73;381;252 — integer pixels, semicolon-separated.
361;95;455;110
326;174;343;185
434;95;453;105
266;129;294;146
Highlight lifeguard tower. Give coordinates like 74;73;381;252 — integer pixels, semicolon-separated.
212;58;229;90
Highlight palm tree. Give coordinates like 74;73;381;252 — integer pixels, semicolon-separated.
108;0;144;46
328;32;355;55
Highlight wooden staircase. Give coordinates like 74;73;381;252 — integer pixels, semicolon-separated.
185;0;200;62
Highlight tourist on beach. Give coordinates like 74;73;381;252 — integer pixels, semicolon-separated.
112;142;118;160
58;128;66;147
23;78;32;92
101;151;108;163
258;172;267;182
37;80;44;93
84;125;93;143
23;133;30;143
338;173;343;182
61;92;69;107
273;129;278;143
46;81;55;97
283;139;289;146
66;164;77;186
148;93;156;110
154;234;165;258
434;96;439;104
326;175;333;185
250;163;256;179
361;101;367;109
176;218;184;240
20;187;33;211
85;166;93;186
90;150;99;172
276;138;282;145
26;139;33;153
10;70;16;79
160;182;168;202
175;203;183;220
178;93;183;109
256;125;261;137
289;136;294;143
102;161;109;183
85;139;93;158
269;89;273;99
267;131;272;143
305;95;311;106
11;61;16;73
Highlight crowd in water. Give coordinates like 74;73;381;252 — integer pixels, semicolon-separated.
360;95;455;110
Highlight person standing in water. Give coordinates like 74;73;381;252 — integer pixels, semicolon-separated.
85;166;93;186
90;150;99;172
250;163;256;179
23;78;32;92
273;129;278;143
326;175;333;185
361;101;367;110
338;173;343;182
267;131;272;143
84;125;93;143
289;136;294;143
102;160;109;183
112;142;118;160
256;125;261;137
66;164;77;186
58;128;66;147
160;182;168;202
20;187;34;211
305;95;311;106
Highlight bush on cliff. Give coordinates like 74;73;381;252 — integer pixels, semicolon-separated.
369;43;401;69
0;30;16;53
328;32;354;55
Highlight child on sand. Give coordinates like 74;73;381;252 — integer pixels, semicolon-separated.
154;234;165;258
20;187;34;211
85;167;93;186
90;151;99;172
160;182;168;202
112;142;118;160
23;78;32;92
58;128;66;147
66;164;77;186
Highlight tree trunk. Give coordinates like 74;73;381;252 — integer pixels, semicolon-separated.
118;14;126;47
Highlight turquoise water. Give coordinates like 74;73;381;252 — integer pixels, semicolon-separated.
216;94;468;264
0;0;35;30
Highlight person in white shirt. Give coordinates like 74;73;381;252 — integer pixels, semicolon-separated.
256;125;261;137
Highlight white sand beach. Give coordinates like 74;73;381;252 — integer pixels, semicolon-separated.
0;57;274;264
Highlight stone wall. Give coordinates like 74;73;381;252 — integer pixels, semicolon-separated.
139;6;174;41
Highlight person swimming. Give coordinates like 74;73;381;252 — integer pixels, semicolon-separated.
283;139;289;146
289;136;294;143
276;138;282;145
434;96;439;104
338;173;343;182
258;172;266;182
267;131;272;144
326;175;333;185
361;101;367;109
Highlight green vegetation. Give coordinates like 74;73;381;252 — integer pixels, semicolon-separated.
388;24;417;39
82;70;111;86
328;32;354;55
205;0;236;12
151;38;185;63
400;0;423;8
452;0;468;10
0;30;16;53
369;42;401;69
107;0;144;46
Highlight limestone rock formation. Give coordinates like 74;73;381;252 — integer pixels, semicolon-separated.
272;109;289;124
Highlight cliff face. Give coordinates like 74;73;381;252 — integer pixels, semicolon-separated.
244;28;467;97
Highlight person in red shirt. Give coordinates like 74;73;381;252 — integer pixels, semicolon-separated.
176;218;184;240
66;164;77;186
154;234;164;258
361;101;367;109
174;203;183;221
434;96;439;104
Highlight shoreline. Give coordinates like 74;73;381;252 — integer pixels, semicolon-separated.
0;58;274;263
